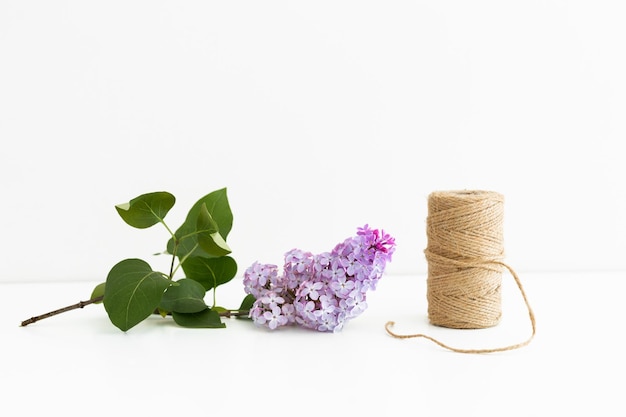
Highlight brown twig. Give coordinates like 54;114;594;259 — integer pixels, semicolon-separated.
219;309;250;318
20;296;104;327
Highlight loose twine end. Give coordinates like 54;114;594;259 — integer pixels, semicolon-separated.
384;320;469;353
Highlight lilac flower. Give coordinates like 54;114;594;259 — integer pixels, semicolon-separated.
260;291;285;307
249;306;266;324
263;305;288;330
284;248;313;273
345;291;368;317
294;299;316;323
315;294;338;316
329;274;355;298
324;260;346;281
298;281;324;300
316;311;340;332
281;303;296;324
340;253;363;277
312;252;331;272
244;225;395;332
243;262;278;299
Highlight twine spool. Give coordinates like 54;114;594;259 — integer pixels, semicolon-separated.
426;190;504;329
385;190;536;354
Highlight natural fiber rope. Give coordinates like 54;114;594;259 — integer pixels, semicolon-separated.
385;190;536;354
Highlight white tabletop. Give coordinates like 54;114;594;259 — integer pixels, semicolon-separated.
3;271;623;416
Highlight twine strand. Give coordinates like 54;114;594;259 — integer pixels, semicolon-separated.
385;190;536;354
385;261;536;354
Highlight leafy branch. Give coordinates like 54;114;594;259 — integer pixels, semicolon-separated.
21;188;253;331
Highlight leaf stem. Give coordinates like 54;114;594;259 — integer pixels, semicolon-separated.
170;242;199;277
20;296;104;327
158;218;176;239
168;241;178;279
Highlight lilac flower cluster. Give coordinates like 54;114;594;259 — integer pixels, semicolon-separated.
243;225;396;332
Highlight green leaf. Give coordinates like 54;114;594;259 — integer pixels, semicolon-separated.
172;308;226;328
103;259;172;332
115;192;175;229
181;255;238;291
237;294;255;320
198;231;231;257
239;294;255;310
159;279;207;314
166;188;233;258
196;203;231;256
196;202;219;233
212;306;227;314
90;282;106;303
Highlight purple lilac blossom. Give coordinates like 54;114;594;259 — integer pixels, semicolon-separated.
242;225;396;332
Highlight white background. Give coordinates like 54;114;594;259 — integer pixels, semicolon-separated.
2;4;625;416
1;1;625;283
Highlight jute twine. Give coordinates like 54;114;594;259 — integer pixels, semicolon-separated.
385;190;536;354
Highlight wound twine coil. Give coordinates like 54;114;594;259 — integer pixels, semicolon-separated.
385;190;536;354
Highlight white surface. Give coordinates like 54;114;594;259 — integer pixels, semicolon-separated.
1;1;626;283
4;271;624;416
1;3;623;412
